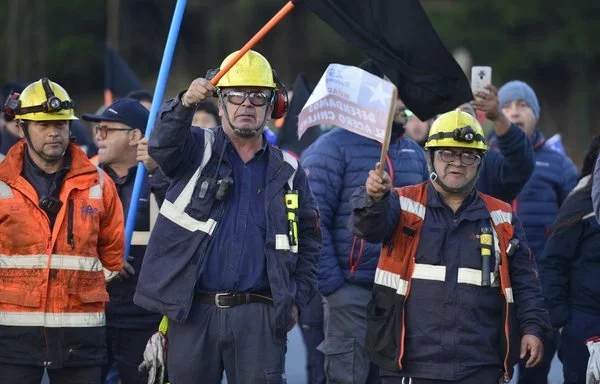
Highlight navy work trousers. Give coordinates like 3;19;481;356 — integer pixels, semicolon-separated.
167;300;287;384
101;326;156;384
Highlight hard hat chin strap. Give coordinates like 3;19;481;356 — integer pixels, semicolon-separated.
217;90;270;139
428;150;482;196
20;120;68;164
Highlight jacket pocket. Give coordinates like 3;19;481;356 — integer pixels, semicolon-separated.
77;289;109;304
365;289;400;365
0;289;41;307
184;177;218;221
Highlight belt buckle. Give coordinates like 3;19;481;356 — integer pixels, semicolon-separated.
215;292;231;309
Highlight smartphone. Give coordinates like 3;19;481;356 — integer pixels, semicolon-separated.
471;66;492;95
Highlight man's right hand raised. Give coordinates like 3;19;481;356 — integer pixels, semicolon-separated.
181;78;216;108
365;162;392;201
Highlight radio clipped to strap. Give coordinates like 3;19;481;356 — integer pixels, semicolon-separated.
285;190;299;251
282;151;299;253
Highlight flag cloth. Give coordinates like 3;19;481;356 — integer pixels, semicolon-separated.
276;73;323;156
105;47;144;99
294;0;472;120
298;64;395;143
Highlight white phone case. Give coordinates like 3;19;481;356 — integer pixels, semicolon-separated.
471;66;492;95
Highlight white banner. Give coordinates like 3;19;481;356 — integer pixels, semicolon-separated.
298;64;396;143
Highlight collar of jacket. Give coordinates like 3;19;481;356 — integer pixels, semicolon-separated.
425;181;489;220
210;126;293;186
0;140;99;186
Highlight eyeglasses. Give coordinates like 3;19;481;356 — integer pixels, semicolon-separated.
222;91;271;107
94;124;134;140
436;149;481;167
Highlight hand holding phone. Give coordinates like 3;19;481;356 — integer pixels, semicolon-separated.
471;66;492;96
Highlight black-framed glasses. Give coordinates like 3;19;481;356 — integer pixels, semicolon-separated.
436;149;481;167
94;124;134;140
222;91;271;107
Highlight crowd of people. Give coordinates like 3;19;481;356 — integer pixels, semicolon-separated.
0;48;599;384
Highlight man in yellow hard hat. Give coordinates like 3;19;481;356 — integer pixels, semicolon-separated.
134;50;322;384
348;109;551;383
0;78;125;382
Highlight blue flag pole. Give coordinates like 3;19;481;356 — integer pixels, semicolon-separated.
124;0;187;260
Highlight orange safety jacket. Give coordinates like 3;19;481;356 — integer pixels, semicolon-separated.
0;140;124;334
366;182;518;381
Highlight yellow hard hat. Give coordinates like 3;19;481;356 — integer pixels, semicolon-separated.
14;78;78;121
425;109;487;152
216;50;276;89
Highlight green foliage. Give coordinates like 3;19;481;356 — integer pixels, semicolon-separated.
423;0;600;83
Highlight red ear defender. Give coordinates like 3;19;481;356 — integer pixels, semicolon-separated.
3;92;21;119
271;70;288;119
271;89;288;119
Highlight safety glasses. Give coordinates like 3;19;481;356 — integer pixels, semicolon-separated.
222;91;271;107
437;149;481;167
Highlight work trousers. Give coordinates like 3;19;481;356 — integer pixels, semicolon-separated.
298;293;326;384
558;308;600;384
167;300;287;384
101;326;157;384
318;283;381;384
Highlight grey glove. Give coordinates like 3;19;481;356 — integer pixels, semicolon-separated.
587;336;600;384
138;331;167;384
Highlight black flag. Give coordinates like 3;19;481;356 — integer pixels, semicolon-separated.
277;73;322;157
294;0;472;120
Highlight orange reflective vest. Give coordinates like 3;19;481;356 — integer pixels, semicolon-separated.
366;182;518;381
0;140;124;329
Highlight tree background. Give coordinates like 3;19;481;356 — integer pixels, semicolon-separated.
1;0;599;166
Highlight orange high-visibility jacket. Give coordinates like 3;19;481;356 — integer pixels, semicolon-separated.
0;140;124;329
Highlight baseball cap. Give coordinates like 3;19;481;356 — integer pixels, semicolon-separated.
81;98;149;133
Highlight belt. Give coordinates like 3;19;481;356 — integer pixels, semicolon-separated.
195;292;273;308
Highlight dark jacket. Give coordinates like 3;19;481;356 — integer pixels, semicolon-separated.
134;97;322;340
103;165;167;329
348;182;550;381
491;130;578;259
538;184;600;328
593;156;600;223
477;123;534;202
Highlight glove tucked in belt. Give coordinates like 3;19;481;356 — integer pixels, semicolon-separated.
195;292;273;308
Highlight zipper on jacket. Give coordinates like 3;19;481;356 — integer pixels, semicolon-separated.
67;199;75;249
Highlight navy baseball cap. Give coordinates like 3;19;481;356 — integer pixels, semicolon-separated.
81;98;149;133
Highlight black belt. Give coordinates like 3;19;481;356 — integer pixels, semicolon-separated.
195;292;273;308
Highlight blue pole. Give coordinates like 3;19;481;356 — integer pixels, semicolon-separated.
124;0;187;260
